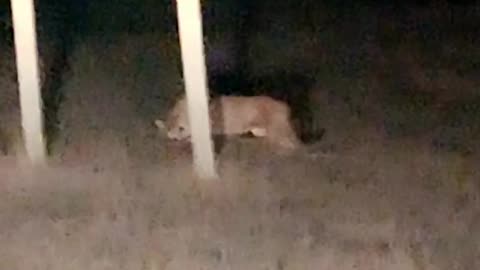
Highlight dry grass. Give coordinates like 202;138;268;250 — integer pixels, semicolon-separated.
0;130;479;269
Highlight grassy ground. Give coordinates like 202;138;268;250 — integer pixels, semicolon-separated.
1;1;479;269
1;129;479;269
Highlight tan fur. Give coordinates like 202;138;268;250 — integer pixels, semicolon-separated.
155;95;303;152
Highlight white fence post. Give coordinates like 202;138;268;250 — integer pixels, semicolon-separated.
175;0;218;179
10;0;46;164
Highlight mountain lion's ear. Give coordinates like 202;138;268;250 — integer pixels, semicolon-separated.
154;119;166;130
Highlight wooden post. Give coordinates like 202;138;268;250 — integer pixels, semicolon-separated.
175;0;218;179
10;0;46;164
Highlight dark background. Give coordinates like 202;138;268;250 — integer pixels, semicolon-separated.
1;0;480;154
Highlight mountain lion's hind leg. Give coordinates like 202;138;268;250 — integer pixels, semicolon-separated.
250;127;267;137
